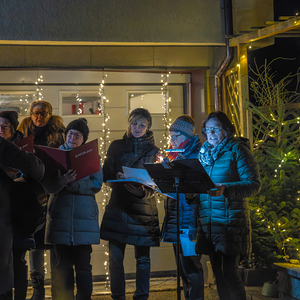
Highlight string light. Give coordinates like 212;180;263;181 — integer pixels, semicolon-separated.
97;74;111;290
159;71;172;153
34;71;44;101
76;94;83;114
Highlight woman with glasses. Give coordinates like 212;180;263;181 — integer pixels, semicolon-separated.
17;100;65;300
189;111;261;300
45;118;103;300
160;115;204;300
18;100;65;148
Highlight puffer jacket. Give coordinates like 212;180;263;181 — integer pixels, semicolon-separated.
191;137;260;257
161;135;201;243
0;137;44;295
45;143;103;246
100;131;160;246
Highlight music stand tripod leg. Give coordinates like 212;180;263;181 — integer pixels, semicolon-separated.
175;177;181;300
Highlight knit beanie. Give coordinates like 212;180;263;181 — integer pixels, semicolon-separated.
0;111;19;130
169;115;195;138
128;108;152;129
65;118;89;144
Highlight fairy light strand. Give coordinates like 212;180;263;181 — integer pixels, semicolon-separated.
98;74;111;291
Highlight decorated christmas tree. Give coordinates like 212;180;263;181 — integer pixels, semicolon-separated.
247;59;300;266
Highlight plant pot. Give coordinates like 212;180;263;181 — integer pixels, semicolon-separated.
261;281;279;298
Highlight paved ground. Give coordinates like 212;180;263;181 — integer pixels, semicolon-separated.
27;277;271;300
92;285;270;300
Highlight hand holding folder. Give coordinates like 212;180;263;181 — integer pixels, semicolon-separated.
34;139;100;182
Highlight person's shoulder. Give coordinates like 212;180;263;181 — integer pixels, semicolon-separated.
17;117;32;130
49;115;65;129
229;137;250;148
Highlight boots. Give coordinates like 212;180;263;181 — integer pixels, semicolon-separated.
29;272;45;300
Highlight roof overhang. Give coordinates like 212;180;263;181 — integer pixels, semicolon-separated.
229;16;300;47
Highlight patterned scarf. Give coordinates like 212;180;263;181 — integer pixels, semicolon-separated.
198;138;229;166
167;138;190;161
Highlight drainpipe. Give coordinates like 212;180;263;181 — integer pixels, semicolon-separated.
214;0;234;111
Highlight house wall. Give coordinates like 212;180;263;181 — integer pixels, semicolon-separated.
0;0;224;45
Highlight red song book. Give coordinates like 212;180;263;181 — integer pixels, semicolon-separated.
14;135;34;153
34;139;100;181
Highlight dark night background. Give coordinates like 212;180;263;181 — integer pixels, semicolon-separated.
248;0;300;87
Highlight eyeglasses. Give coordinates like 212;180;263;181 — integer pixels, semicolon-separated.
31;111;49;118
203;126;222;134
0;124;10;130
170;134;182;140
67;130;83;139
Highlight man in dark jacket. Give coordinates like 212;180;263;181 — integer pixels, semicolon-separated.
0;137;44;300
161;115;204;300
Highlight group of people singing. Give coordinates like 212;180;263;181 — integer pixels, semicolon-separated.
0;101;260;300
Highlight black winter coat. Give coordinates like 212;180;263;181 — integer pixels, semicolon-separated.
0;137;44;294
100;131;160;246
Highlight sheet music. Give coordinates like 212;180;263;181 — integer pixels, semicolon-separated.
122;166;157;187
180;229;198;256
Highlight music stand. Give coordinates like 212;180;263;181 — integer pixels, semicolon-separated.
144;159;215;300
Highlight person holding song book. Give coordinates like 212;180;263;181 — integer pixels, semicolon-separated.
188;111;261;300
18;100;65;300
100;108;160;300
0;110;37;300
160;115;204;300
45;118;103;300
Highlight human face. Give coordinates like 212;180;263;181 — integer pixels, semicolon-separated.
30;105;51;127
204;118;226;147
66;129;84;148
0;117;13;139
169;131;187;149
130;119;148;138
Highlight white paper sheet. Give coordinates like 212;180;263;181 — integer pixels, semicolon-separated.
122;166;157;187
180;229;198;256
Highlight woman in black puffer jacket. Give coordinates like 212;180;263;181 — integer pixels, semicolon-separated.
100;108;159;300
189;111;261;300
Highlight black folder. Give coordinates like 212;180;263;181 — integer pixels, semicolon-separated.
143;158;215;194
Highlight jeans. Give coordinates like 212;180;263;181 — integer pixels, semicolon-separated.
210;253;246;300
173;244;204;300
51;244;93;300
109;240;151;300
13;248;28;300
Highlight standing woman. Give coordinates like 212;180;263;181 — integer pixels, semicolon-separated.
0;111;35;300
100;108;160;300
17;100;65;300
45;118;103;300
0;137;44;300
161;115;204;300
189;111;260;300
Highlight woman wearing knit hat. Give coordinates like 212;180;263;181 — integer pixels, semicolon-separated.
45;118;103;300
0;110;23;141
100;108;160;300
161;115;204;300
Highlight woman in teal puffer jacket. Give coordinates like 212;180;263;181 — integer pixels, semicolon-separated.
189;111;260;300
